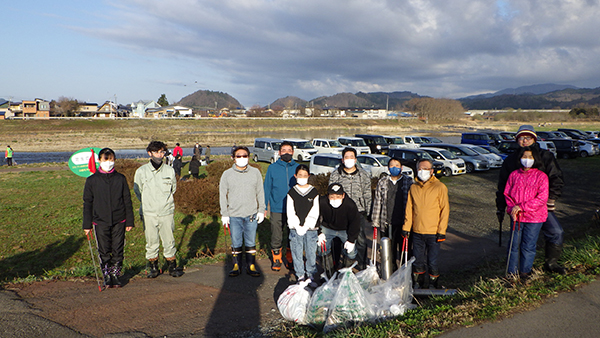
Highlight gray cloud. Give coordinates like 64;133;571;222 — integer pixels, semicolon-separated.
77;0;600;105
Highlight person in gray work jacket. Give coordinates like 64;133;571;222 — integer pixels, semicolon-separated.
220;146;266;277
329;147;372;270
134;141;183;278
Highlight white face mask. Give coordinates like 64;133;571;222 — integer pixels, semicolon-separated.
343;159;356;169
417;169;432;182
297;177;308;186
521;158;534;168
329;199;343;208
100;161;114;172
235;157;249;168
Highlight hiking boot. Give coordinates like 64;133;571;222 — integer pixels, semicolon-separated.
110;262;123;288
544;243;566;275
102;263;112;288
229;248;242;277
167;258;184;277
246;247;261;277
147;259;160;278
271;249;282;271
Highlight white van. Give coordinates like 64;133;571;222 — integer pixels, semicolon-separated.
404;136;425;147
309;153;342;175
283;138;318;162
337;136;371;154
253;138;282;163
311;138;344;155
383;135;415;149
421;147;466;176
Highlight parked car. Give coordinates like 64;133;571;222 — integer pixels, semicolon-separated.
253;138;282;163
421;136;444;144
337;136;371;154
557;128;592;140
309;153;342;175
497;140;558;158
585;131;599;138
421;147;466;176
479;145;508;160
481;132;504;146
421;143;490;173
283;138;318;162
461;132;495;146
387;148;444;178
577;140;599;157
355;134;390;155
357;154;414;178
404;135;426;145
462;144;503;168
383;135;418;149
499;132;516;140
545;138;580;159
538;140;558;158
311;138;343;155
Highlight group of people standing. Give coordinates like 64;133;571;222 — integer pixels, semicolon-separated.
219;141;450;288
170;142;211;178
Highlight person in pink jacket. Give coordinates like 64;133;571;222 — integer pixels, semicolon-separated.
504;146;549;279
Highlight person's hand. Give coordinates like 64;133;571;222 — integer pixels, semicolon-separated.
547;199;556;212
257;213;265;224
344;241;355;253
401;230;410;238
221;216;230;227
318;233;326;246
296;225;307;236
84;229;91;236
125;226;133;232
436;233;446;242
510;205;522;219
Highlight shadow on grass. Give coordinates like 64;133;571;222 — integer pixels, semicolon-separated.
0;235;84;282
183;215;221;265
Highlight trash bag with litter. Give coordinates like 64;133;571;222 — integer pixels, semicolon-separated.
305;272;340;330
277;280;313;325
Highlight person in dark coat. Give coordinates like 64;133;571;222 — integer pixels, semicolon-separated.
173;154;183;177
83;148;134;288
189;155;201;179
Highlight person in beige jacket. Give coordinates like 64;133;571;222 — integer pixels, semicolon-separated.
402;159;449;289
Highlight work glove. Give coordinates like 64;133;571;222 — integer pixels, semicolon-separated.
296;225;308;237
547;199;556;212
256;212;265;224
436;233;446;242
344;241;355;253
317;233;327;247
221;216;230;228
496;210;505;224
401;230;410;238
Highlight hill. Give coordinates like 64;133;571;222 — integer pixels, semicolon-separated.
269;91;423;109
177;90;243;109
269;96;307;109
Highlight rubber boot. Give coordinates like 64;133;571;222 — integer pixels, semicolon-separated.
285;249;294;271
147;258;160;278
102;263;112;288
246;247;261;277
544;243;566;275
271;249;282;271
429;274;440;289
167;258;184;277
412;272;425;289
110;262;123;288
229;248;242;277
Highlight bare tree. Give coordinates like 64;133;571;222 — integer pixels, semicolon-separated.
51;97;80;117
405;97;464;122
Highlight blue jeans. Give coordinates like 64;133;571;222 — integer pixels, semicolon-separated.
412;233;440;276
229;215;258;249
542;212;563;246
289;229;318;278
507;221;543;274
318;227;356;259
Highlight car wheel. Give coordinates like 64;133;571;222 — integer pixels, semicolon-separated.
253;154;259;162
580;150;588;158
443;167;452;177
270;157;275;164
298;155;303;162
466;163;475;173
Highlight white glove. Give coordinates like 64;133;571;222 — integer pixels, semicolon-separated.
344;241;355;253
257;213;265;224
318;233;327;247
221;216;230;227
296;225;308;236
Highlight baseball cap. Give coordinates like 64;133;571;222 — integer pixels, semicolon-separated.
327;183;345;195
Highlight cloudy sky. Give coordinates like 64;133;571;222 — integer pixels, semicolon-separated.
3;0;600;108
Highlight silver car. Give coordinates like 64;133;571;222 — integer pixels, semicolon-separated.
309;153;342;175
463;144;503;169
421;144;490;173
357;154;414;178
421;147;466;176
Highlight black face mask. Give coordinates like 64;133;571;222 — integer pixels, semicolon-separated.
280;153;293;162
150;156;163;167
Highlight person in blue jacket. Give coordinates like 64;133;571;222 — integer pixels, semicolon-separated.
263;141;299;271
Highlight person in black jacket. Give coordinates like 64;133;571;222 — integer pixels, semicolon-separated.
173;154;183;177
189;155;201;179
317;183;361;277
83;148;134;288
496;125;566;274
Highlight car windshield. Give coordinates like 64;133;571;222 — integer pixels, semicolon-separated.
329;140;342;147
272;142;281;150
388;137;405;144
472;146;490;154
486;146;503;155
376;156;390;166
412;137;424;144
292;141;314;149
428;137;443;143
371;137;387;145
439;149;457;159
348;139;367;146
416;151;434;160
458;147;478;156
487;134;503;141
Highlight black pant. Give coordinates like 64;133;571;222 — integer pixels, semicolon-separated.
95;222;126;265
6;158;12;166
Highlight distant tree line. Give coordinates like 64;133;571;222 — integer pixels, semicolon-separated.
569;106;600;118
404;98;464;122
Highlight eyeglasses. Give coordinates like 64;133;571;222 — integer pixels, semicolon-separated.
235;155;249;158
518;136;533;141
152;151;166;155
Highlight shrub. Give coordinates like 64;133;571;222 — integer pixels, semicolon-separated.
115;159;142;189
310;173;331;196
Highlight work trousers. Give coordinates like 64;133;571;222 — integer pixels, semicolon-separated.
142;214;177;260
